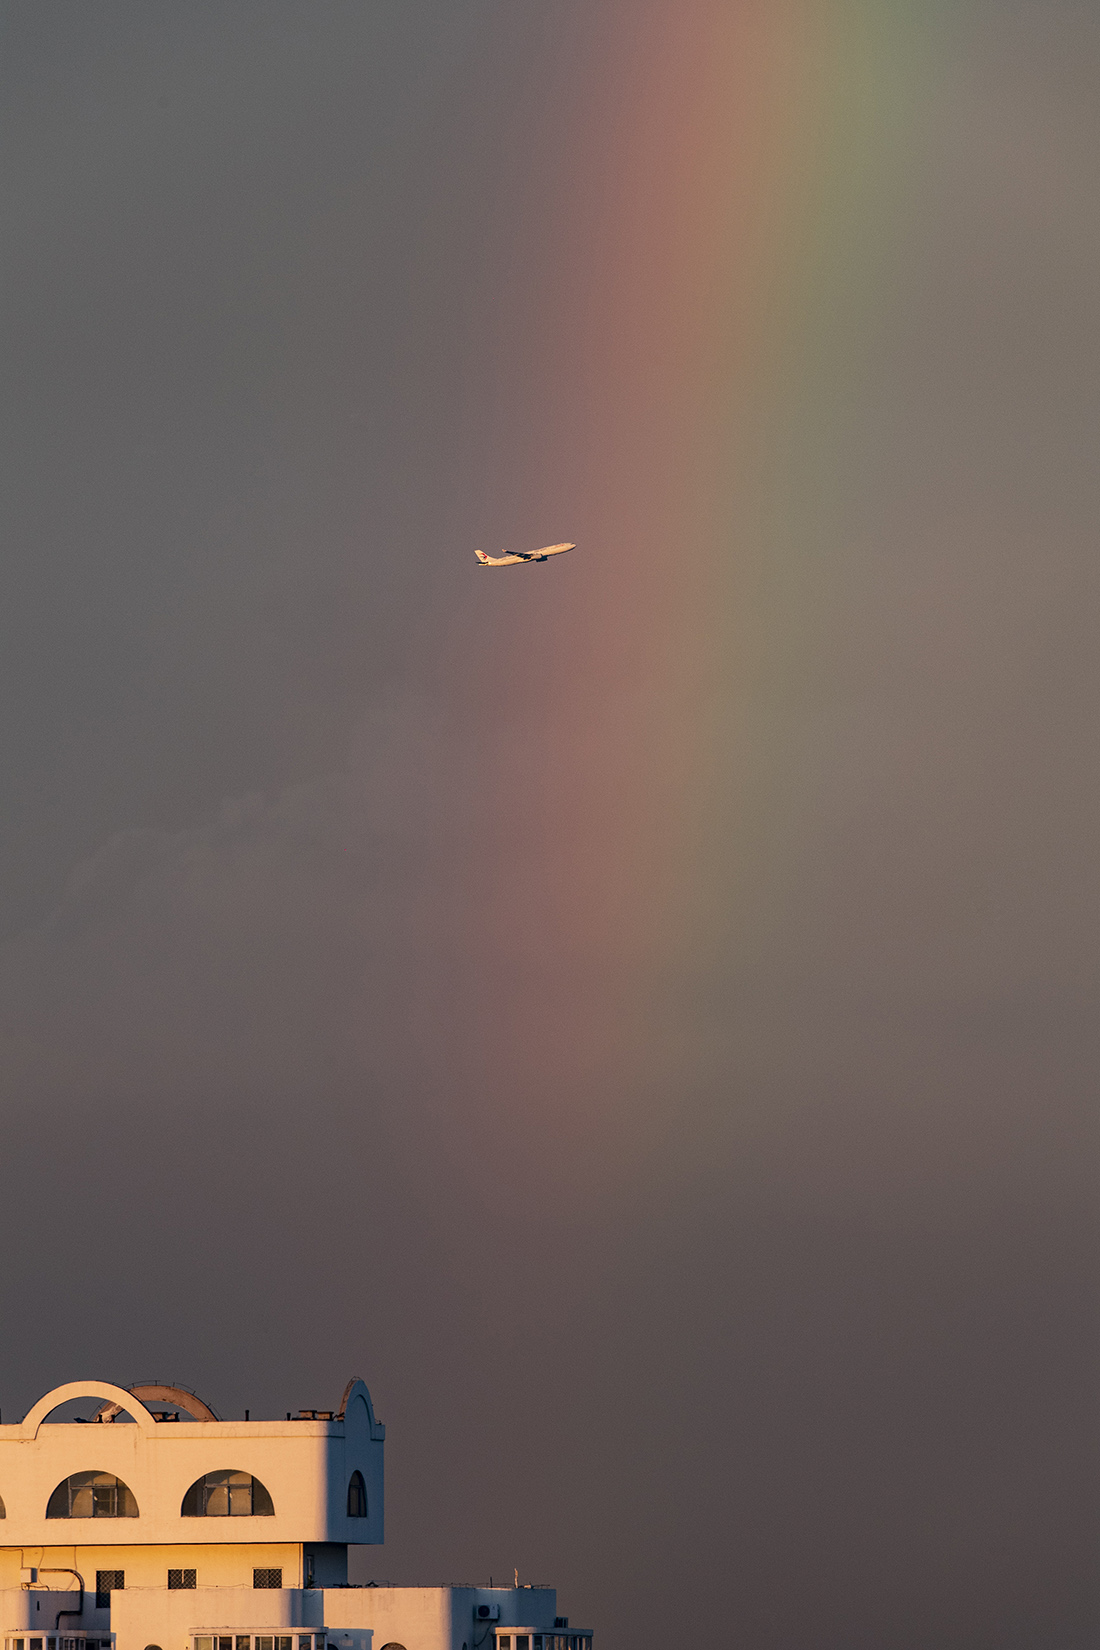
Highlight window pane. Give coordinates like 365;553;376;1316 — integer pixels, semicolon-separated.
195;1637;213;1650
518;1639;529;1650
299;1637;313;1648
30;1637;42;1649
277;1637;292;1650
204;1480;229;1516
236;1638;251;1649
228;1475;252;1516
70;1480;94;1517
257;1639;273;1650
92;1479;118;1518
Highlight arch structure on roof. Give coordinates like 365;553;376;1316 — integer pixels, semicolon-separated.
95;1384;219;1422
337;1378;385;1440
20;1381;160;1438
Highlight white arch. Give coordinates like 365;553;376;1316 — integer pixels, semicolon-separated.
21;1380;159;1438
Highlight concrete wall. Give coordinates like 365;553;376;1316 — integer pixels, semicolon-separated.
108;1585;325;1649
1;1588;562;1650
0;1588;110;1634
439;1589;558;1650
0;1384;382;1550
0;1551;304;1595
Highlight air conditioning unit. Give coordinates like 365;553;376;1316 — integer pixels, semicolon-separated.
474;1605;500;1621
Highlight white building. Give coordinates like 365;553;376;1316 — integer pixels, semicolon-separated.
0;1381;590;1650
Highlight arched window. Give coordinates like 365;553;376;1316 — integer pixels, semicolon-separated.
47;1472;138;1518
181;1470;274;1517
346;1471;367;1518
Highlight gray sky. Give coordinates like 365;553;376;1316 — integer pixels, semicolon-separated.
1;4;1098;1646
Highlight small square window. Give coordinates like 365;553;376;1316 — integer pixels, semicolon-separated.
277;1636;291;1650
168;1570;196;1591
237;1639;251;1649
219;1639;232;1650
254;1569;282;1590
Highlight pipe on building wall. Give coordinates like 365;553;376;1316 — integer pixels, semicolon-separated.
38;1568;84;1630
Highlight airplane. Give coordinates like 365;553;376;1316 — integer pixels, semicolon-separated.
474;542;576;568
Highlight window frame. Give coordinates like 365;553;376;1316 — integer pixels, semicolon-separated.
47;1475;138;1519
181;1472;274;1518
346;1471;368;1518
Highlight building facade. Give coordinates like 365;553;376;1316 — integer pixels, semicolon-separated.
0;1382;590;1650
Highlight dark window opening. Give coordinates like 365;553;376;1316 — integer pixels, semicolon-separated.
48;1474;138;1519
168;1570;196;1590
182;1471;274;1517
253;1569;282;1590
346;1471;367;1518
95;1571;123;1608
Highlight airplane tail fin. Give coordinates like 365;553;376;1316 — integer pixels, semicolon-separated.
474;549;490;564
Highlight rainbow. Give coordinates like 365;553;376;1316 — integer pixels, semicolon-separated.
399;3;950;1163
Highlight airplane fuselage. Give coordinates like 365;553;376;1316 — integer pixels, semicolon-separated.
475;542;576;567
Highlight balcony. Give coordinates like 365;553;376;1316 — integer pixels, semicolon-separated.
494;1633;592;1650
194;1635;326;1650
